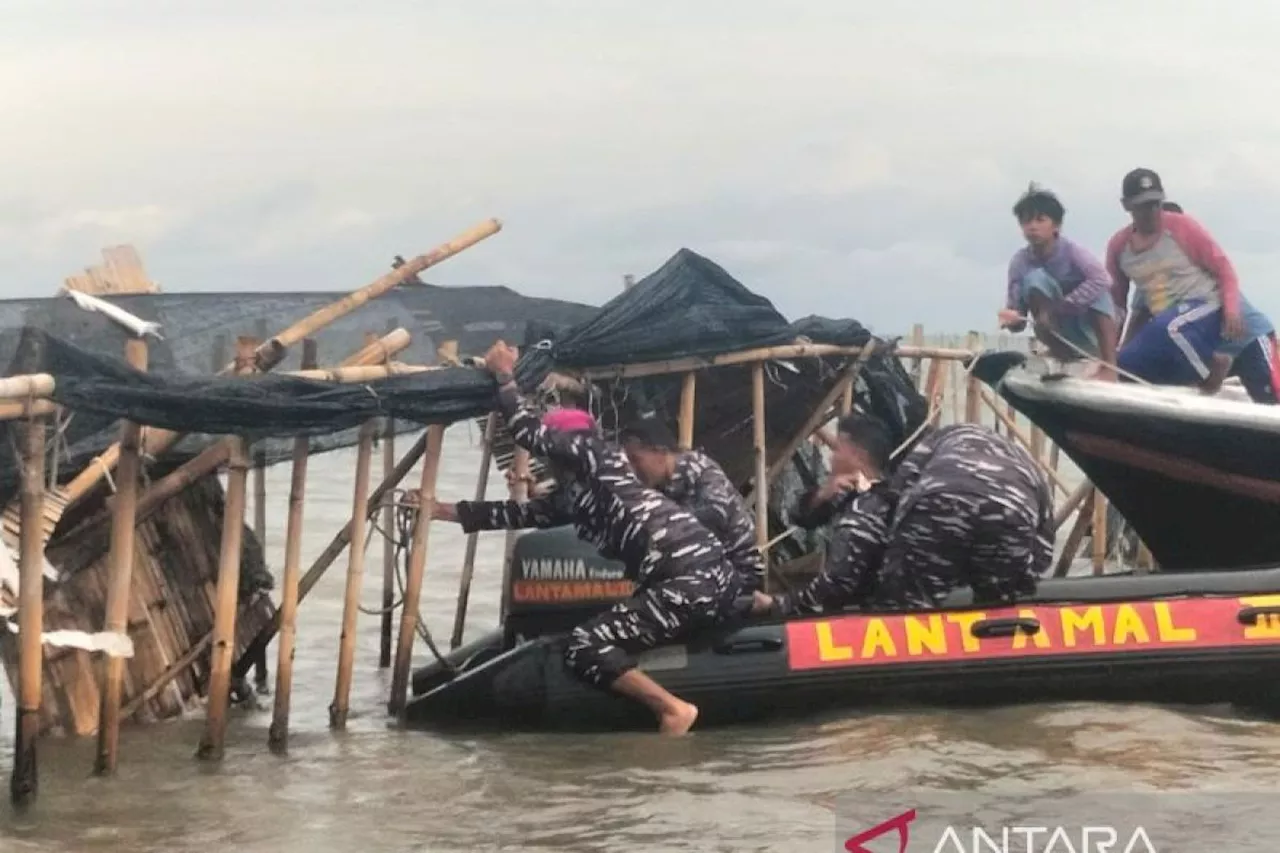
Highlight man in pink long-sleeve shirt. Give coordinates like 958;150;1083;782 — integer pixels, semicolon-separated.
1106;168;1279;403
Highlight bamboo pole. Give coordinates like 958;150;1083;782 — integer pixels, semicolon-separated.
577;341;975;382
751;362;769;594
0;374;55;402
73;329;414;540
978;387;1071;497
678;372;696;450
1053;481;1093;531
92;337;149;777
388;423;446;715
1054;487;1096;577
267;339;317;754
195;337;257;762
450;413;496;649
253;318;269;550
9;414;46;807
379;325;398;669
1092;490;1108;575
964;331;982;425
762;351;870;487
0;400;57;422
233;219;500;374
499;445;530;621
329;418;377;729
909;324;925;389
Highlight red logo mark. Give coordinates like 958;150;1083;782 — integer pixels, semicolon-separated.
845;808;917;853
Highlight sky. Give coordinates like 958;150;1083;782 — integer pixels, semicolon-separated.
5;0;1280;339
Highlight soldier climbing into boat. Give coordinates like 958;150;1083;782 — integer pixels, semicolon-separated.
1106;168;1280;403
619;412;766;593
430;342;744;735
998;183;1120;380
752;414;1053;616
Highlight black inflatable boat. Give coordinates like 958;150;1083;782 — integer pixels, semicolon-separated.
404;357;1280;731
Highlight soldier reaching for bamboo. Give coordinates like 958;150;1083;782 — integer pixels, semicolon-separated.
430;341;744;735
753;414;1053;616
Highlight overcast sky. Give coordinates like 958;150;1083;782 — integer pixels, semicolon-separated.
4;1;1280;338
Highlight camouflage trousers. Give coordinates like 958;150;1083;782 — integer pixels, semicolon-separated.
565;559;740;688
878;490;1046;608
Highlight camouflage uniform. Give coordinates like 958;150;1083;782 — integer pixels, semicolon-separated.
879;423;1052;608
772;481;896;617
459;384;741;688
775;424;1051;615
661;450;766;592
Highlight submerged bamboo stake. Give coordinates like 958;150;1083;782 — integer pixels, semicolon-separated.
389;424;446;715
268;340;317;754
330;419;377;729
751;362;769;593
678;372;696;450
10;414;46;807
196;338;256;762
93;337;149;777
451;413;497;650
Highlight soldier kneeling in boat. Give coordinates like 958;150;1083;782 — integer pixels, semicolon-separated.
618;411;767;593
431;342;742;735
753;414;1053;616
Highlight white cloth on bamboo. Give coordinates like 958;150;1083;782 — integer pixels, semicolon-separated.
0;544;133;657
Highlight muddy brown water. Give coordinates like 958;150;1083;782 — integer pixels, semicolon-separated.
2;429;1279;852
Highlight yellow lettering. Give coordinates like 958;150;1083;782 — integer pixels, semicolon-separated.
945;612;985;652
816;622;854;661
1111;604;1151;645
1240;595;1280;640
1152;602;1197;643
904;614;948;656
1061;607;1106;648
861;619;899;658
1012;608;1050;649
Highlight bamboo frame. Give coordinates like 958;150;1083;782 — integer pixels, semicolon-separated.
268;339;317;753
93;337;148;776
451;412;497;649
9;413;46;806
388;423;447;715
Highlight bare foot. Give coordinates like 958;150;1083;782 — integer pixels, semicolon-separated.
658;701;699;736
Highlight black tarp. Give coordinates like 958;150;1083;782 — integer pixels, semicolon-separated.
0;248;926;504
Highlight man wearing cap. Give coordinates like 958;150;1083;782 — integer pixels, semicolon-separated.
999;183;1119;378
431;343;743;735
1107;168;1279;402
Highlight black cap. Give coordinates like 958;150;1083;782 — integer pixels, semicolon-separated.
1122;168;1165;206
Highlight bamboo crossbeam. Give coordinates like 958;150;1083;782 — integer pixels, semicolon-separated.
0;400;57;423
0;374;55;402
577;342;976;381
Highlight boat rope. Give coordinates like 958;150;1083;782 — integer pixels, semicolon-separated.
1039;325;1153;386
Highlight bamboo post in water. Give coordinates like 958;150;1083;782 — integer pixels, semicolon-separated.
1054;487;1096;577
268;339;317;754
253;318;269;549
389;423;447;715
93;336;149;776
451;412;497;649
10;412;46;807
678;372;696;449
751;362;769;593
1092;490;1108;575
330;417;377;729
379;326;398;668
196;337;257;762
499;445;530;622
